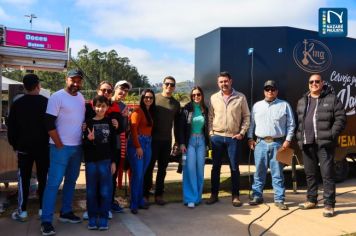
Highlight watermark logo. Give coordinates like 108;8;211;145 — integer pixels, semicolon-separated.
293;39;332;73
319;8;347;37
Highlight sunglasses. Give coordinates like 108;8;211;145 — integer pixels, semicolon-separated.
309;80;321;84
192;93;201;97
100;88;113;94
144;96;154;100
264;87;276;92
164;82;176;87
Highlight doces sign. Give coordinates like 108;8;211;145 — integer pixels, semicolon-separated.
4;28;66;52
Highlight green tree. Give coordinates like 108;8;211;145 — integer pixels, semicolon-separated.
173;92;190;106
2;69;23;81
2;46;151;98
37;71;66;92
71;46;151;98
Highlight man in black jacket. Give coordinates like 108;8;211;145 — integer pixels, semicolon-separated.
296;74;346;217
7;74;49;222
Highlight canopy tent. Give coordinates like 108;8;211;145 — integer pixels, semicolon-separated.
1;75;51;97
1;76;22;90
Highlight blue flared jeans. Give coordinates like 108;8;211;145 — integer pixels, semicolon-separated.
183;134;206;204
127;135;152;210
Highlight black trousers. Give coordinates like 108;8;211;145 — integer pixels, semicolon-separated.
302;144;336;207
17;149;49;211
111;148;121;203
143;139;171;198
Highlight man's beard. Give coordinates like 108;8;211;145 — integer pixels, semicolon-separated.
68;85;80;94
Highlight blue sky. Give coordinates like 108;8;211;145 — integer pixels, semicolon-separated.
0;0;355;84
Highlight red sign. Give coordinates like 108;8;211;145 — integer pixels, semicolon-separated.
5;28;66;52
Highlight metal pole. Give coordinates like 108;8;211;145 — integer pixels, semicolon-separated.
0;64;2;123
292;154;298;193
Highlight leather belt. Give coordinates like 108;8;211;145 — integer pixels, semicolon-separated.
257;136;285;143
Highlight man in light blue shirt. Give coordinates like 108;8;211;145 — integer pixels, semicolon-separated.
247;80;295;210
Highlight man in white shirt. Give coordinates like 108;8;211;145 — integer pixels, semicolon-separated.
40;69;85;236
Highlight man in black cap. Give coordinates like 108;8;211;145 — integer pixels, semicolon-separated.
247;80;295;210
8;74;49;222
41;69;85;235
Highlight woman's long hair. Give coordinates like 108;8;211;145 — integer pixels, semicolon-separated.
190;86;206;113
139;89;156;126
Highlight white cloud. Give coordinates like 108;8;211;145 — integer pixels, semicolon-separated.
71;0;355;84
0;6;11;20
0;0;36;5
76;0;327;51
348;20;356;38
70;40;194;84
32;19;64;33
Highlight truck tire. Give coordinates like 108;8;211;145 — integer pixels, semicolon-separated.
334;159;349;183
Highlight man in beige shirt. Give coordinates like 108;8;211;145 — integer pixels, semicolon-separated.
206;71;250;207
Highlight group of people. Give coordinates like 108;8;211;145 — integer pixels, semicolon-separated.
6;69;345;235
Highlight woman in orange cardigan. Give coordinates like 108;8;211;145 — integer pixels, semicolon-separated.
127;89;156;214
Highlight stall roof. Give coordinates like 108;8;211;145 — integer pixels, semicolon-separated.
1;75;51;97
1;76;22;90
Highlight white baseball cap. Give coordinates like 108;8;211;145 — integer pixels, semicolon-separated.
114;80;132;90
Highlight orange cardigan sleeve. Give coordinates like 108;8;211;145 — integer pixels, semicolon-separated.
130;109;141;148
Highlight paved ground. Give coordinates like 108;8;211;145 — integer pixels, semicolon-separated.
1;163;356;236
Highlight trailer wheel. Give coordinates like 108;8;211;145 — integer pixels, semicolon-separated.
334;159;349;183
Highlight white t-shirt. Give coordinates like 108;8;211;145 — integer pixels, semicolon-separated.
46;89;85;146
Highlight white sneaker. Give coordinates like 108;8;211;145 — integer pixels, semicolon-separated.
187;203;195;208
11;210;28;222
83;211;88;220
108;211;113;219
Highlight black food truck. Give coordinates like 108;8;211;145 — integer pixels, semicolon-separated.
195;27;356;181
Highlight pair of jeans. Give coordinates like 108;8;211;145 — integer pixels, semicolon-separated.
183;134;206;204
144;139;171;198
17;149;49;212
127;135;152;210
85;159;112;219
252;139;285;202
302;144;336;207
210;135;240;196
41;144;82;223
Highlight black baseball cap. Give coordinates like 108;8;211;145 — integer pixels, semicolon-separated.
264;80;277;89
23;73;40;90
67;69;84;79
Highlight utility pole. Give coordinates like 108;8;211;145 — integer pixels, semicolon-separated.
25;14;37;29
